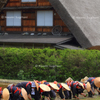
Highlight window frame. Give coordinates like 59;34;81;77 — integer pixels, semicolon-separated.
37;10;53;27
6;11;21;27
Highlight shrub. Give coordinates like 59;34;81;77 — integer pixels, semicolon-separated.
0;47;100;82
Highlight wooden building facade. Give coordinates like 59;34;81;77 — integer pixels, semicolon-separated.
0;0;70;34
0;0;82;49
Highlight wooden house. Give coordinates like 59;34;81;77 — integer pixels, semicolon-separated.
2;0;98;49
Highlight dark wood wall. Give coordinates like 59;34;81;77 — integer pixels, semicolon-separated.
0;11;5;32
6;0;51;7
0;0;70;33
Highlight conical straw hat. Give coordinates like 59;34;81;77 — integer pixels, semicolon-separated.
86;82;91;92
49;83;59;90
2;88;9;100
65;77;73;82
40;84;51;92
60;83;70;91
84;76;89;81
78;82;84;89
94;77;100;87
81;79;87;83
81;79;85;83
34;80;39;90
21;88;28;100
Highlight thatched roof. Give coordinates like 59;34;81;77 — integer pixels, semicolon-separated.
0;0;8;12
49;0;100;49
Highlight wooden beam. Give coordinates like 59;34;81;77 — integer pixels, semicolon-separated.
3;6;53;10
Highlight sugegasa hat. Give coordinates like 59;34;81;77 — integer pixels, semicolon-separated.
49;83;59;90
21;88;28;100
94;77;100;87
60;83;70;91
2;88;9;100
86;82;91;92
65;77;73;82
40;84;51;92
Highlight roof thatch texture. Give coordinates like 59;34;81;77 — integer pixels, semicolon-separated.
0;0;8;12
49;0;100;48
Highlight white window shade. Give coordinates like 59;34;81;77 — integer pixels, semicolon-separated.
45;11;53;26
22;0;28;2
22;0;36;2
6;11;14;26
6;11;21;26
37;11;53;26
14;11;21;26
37;11;45;26
29;0;36;2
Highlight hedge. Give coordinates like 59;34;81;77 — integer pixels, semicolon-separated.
0;47;100;82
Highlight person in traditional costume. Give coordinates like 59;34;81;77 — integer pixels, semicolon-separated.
7;84;27;100
16;80;38;100
54;81;70;100
69;81;86;99
0;87;9;100
87;77;100;97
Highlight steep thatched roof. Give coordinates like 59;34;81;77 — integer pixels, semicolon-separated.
49;0;100;49
0;0;8;12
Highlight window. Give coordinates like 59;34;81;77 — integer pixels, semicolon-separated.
37;11;53;26
6;11;21;26
21;0;36;2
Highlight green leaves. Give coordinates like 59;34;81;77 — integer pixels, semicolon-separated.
17;70;25;80
0;47;100;81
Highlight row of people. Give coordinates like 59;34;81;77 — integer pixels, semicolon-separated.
81;76;100;97
0;76;100;100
